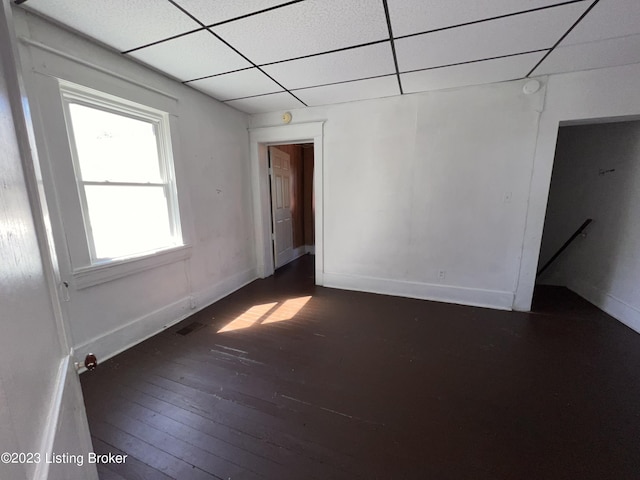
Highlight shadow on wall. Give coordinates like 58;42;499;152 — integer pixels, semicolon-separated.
537;120;640;313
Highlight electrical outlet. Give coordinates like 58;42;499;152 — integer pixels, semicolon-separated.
503;191;512;203
438;270;446;282
189;295;197;309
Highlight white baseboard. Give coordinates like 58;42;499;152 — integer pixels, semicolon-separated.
292;246;307;261
323;272;514;310
568;279;640;335
36;356;99;480
74;267;257;365
34;356;68;480
193;267;258;311
305;245;315;255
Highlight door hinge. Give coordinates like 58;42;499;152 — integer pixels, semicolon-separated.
268;167;273;176
272;232;275;241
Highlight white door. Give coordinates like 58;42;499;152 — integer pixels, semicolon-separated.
269;147;294;269
0;6;97;479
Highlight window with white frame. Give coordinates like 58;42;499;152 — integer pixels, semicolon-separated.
60;84;183;264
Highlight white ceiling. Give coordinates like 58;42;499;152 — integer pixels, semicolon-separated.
21;0;640;114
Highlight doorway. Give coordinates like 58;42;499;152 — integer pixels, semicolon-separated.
533;120;640;331
268;144;315;271
249;122;324;284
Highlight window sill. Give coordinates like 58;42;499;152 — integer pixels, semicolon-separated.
72;244;192;289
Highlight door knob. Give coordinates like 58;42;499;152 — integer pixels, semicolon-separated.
75;353;98;371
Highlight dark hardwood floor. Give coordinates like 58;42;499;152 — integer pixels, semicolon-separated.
81;255;640;479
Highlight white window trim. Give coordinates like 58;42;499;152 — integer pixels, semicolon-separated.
73;244;191;289
57;80;189;287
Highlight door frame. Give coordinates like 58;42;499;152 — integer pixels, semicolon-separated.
514;111;640;311
249;122;324;284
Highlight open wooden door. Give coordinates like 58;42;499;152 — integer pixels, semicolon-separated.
269;147;294;269
0;5;97;479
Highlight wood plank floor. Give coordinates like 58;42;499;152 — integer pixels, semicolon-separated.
81;255;640;479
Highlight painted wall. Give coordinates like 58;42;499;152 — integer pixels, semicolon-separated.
252;80;545;309
1;24;62;477
516;61;640;324
252;61;640;321
13;5;640;342
13;9;256;363
537;122;640;333
1;4;96;478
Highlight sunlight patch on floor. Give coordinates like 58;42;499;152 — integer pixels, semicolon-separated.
262;296;312;324
218;296;312;333
217;302;277;333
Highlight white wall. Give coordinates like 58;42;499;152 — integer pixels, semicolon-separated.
1;4;96;478
516;62;640;315
537;121;640;333
252;62;640;317
13;9;256;363
14;6;640;346
251;80;546;310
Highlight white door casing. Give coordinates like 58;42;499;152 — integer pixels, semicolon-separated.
249;122;324;282
269;147;294;269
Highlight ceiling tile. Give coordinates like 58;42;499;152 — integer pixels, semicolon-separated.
188;68;283;101
129;31;252;81
211;0;388;65
225;92;305;114
402;52;546;94
294;76;399;107
171;0;294;26
560;0;640;46
262;42;395;90
387;0;579;38
395;1;589;73
24;0;200;52
533;34;640;76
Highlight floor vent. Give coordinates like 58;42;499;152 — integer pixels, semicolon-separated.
176;322;205;336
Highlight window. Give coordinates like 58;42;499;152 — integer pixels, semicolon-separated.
60;83;183;264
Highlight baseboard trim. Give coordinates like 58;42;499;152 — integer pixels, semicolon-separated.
305;245;315;255
74;267;258;366
568;279;640;335
291;246;307;262
323;272;514;311
35;356;99;480
192;267;258;314
34;356;69;480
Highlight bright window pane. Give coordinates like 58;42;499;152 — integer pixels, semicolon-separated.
69;103;162;183
84;185;174;259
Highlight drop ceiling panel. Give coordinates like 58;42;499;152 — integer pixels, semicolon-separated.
24;0;200;52
560;0;640;46
20;0;640;114
225;92;305;114
263;42;396;91
387;0;578;38
171;0;294;26
129;31;252;81
402;52;546;94
188;68;283;101
211;0;389;65
294;76;399;107
534;34;640;76
395;1;589;73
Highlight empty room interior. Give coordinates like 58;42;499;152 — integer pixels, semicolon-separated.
2;1;640;479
